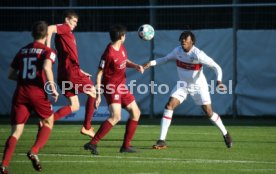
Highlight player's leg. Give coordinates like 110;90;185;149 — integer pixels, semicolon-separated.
81;84;96;138
28;97;55;171
1;104;29;172
153;85;186;149
192;79;232;148
121;99;140;153
84;103;121;155
1;124;25;173
153;97;181;149
201;104;232;148
30;114;54;155
54;95;79;121
28;114;54;171
71;71;96;137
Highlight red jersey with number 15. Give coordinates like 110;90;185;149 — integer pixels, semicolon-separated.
99;43;128;86
55;23;79;77
11;41;56;88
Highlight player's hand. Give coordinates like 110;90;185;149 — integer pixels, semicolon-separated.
216;81;226;92
52;90;59;102
95;95;101;109
136;65;144;74
143;62;151;70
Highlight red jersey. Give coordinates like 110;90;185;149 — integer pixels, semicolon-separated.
55;23;79;77
11;41;56;88
99;43;128;86
10;41;56;123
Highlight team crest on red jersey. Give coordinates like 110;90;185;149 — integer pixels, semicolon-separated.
122;51;125;57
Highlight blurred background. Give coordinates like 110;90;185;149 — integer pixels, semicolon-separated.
0;0;276;119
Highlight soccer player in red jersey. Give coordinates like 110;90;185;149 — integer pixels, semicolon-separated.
84;24;144;155
0;21;58;174
47;10;96;137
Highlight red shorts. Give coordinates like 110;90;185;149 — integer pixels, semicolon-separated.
11;86;53;125
58;67;94;97
103;84;135;108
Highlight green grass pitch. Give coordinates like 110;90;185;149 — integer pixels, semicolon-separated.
1;121;276;174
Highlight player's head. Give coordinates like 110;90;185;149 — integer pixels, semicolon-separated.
179;31;196;52
109;24;127;43
31;21;48;40
63;10;78;31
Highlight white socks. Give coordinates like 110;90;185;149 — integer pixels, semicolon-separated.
210;112;227;135
159;109;174;140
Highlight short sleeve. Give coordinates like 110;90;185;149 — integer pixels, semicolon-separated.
44;48;56;63
98;54;107;69
56;23;71;35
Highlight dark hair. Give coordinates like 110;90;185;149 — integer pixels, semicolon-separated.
31;21;48;40
109;24;127;42
179;31;196;44
63;10;78;20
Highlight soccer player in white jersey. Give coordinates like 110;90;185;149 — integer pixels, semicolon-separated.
143;31;232;149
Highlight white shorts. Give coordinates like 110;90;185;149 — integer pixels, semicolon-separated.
170;80;211;105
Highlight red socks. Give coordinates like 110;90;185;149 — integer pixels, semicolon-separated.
83;96;96;130
91;120;113;145
54;105;72;121
123;119;138;148
31;126;52;154
1;136;17;166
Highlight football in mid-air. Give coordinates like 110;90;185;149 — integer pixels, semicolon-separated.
138;24;155;41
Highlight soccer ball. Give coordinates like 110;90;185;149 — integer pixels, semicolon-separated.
138;24;155;41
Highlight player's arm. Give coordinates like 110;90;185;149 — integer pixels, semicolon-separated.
126;59;144;74
95;68;103;109
46;25;57;48
143;51;176;70
43;59;59;102
198;52;225;91
80;69;92;78
8;67;18;81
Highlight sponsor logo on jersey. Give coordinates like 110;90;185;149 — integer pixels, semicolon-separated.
119;60;127;69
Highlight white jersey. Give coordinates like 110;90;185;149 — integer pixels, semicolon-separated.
150;45;222;84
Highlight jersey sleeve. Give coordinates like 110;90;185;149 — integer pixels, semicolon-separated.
98;51;112;70
150;48;177;66
197;50;223;81
44;48;56;64
56;24;71;35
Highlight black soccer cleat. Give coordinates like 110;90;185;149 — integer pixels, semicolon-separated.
0;165;9;174
27;151;42;171
152;140;167;149
223;132;233;148
120;146;137;153
84;142;99;155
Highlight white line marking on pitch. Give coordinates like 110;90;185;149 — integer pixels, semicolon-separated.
11;153;276;164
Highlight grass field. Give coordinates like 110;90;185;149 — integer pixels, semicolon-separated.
1;119;276;174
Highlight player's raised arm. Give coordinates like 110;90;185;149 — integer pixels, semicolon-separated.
143;51;176;70
46;25;57;48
